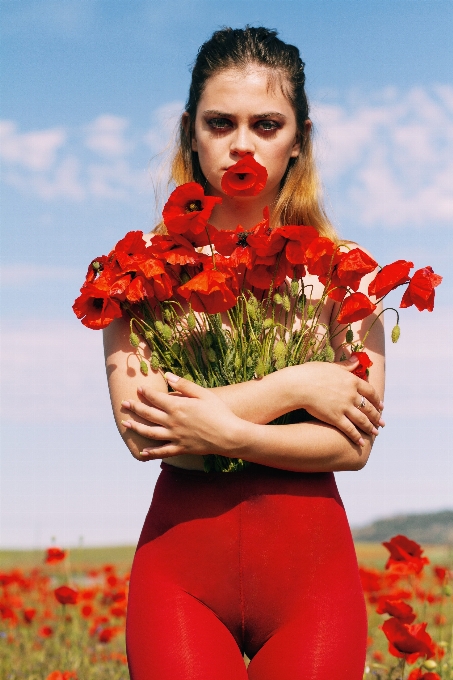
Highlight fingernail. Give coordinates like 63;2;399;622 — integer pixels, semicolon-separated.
379;401;384;410
379;419;386;427
358;437;365;447
139;450;148;456
372;427;379;436
121;400;130;408
165;372;180;383
121;420;131;428
349;354;359;363
137;386;143;394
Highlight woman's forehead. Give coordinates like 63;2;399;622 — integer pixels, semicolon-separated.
198;67;294;113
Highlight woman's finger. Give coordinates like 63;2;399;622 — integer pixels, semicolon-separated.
121;419;171;441
139;444;181;459
121;399;169;426
346;406;379;436
354;396;384;428
337;417;366;447
356;380;384;413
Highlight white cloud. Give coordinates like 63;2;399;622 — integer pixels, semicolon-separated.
1;87;452;226
0;120;66;171
313;86;453;227
85;114;132;157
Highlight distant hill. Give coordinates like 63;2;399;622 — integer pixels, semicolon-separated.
352;510;453;545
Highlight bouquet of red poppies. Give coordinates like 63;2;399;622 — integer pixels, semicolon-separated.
73;156;442;472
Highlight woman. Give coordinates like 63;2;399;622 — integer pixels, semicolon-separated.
104;27;385;679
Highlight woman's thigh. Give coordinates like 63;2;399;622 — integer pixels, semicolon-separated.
126;578;248;680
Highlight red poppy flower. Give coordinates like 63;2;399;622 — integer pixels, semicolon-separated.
81;604;93;618
359;567;383;594
433;566;448;582
107;231;148;273
72;281;123;330
305;237;341;279
368;259;414;299
162;183;221;239
325;248;378;301
221;156;267;197
39;625;54;637
46;672;78;680
336;292;377;324
407;671;441;680
352;351;373;379
372;650;385;662
98;626;119;643
54;586;79;605
23;608;37;623
84;255;109;284
383;535;430;574
376;598;417;624
148;233;201;266
44;547;66;564
178;265;238;314
381;618;436;664
400;266;442;312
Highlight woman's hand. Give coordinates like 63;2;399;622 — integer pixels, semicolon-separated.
120;374;247;459
287;358;384;447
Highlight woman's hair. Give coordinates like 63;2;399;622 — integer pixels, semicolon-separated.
165;26;337;240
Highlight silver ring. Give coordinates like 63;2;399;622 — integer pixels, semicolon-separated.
358;396;366;409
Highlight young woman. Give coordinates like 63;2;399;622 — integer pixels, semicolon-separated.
104;27;385;679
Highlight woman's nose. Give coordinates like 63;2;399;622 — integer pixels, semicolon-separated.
230;126;255;157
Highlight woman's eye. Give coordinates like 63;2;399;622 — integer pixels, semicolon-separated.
208;118;231;130
256;120;279;131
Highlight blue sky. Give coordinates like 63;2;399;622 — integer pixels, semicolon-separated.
1;0;452;548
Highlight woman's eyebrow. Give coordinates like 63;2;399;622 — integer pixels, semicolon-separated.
202;110;287;120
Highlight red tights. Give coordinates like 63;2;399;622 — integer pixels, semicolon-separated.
126;462;367;679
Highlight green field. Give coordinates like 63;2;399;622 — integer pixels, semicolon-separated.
1;543;452;679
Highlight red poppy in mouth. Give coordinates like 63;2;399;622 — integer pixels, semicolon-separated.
221;156;267;196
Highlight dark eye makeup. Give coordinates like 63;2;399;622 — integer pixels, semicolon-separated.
206;118;281;132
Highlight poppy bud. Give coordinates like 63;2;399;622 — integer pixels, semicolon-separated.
346;328;354;343
246;303;257;319
144;330;153;341
129;332;140;348
205;332;213;347
206;348;216;363
444;584;452;596
157;323;172;340
282;294;291;312
290;280;299;297
422;660;437;670
307;305;315;319
263;318;274;329
391;324;401;343
246;357;253;368
273;293;283;305
163;308;172;321
248;294;258;307
234;355;241;370
150;354;160;370
140;361;148;376
254;360;265;379
187;312;196;330
155;320;164;334
275;357;286;370
273;340;286;360
322;344;335;363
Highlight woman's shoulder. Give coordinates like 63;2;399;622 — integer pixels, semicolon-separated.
340;239;376;260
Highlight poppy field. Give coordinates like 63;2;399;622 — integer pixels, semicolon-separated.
0;538;451;679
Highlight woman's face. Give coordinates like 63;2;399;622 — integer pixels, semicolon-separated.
191;67;301;202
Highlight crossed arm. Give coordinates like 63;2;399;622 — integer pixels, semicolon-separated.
103;297;385;473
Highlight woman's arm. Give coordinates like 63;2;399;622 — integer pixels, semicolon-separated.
121;375;373;472
103;315;169;461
